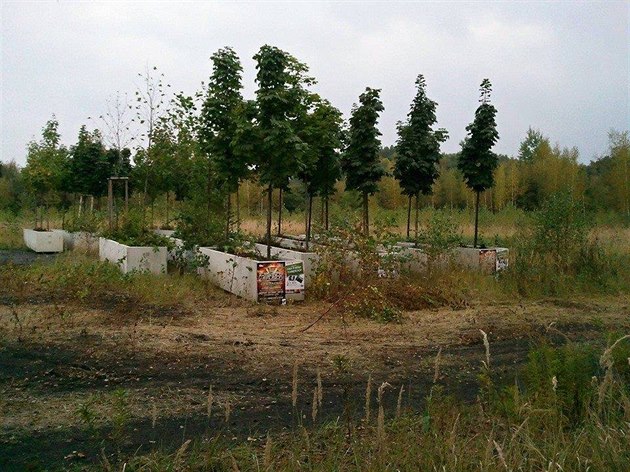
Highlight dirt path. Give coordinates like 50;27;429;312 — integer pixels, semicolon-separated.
0;249;58;266
1;294;628;470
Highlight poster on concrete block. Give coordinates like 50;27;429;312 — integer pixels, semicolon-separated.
256;261;286;303
285;261;305;295
495;249;509;272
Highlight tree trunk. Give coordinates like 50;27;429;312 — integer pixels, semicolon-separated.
165;192;170;228
211;159;212;226
225;193;231;239
474;190;480;248
363;192;369;237
325;195;329;231
236;184;241;232
306;194;313;250
414;193;419;242
320;196;324;227
266;185;273;259
78;195;83;217
277;188;283;237
406;195;412;240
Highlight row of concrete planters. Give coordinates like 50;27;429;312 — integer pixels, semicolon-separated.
23;229;64;253
396;244;509;275
99;237;167;274
197;247;305;303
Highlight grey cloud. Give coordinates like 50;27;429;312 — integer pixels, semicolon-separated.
1;1;628;165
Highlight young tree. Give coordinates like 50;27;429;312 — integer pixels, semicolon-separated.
22;117;69;229
133;66;169;220
457;79;499;247
518;127;545;161
300;97;344;243
91;91;135;176
254;45;311;257
199;47;248;238
394;75;448;240
68;126;111;201
341;87;385;237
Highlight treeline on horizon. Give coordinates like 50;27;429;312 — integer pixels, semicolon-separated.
0;44;628;226
1;125;628;218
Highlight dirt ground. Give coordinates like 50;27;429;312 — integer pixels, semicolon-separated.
1;275;628;471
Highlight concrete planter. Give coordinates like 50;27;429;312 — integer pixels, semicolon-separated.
99;237;167;274
54;230;98;253
395;243;509;274
197;247;305;303
153;229;186;262
23;229;64;253
154;229;176;238
453;247;509;274
254;243;318;280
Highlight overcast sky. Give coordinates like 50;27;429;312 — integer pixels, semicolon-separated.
1;1;628;166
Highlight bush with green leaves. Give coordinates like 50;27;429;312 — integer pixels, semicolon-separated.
102;210;173;248
417;210;463;265
506;191;630;295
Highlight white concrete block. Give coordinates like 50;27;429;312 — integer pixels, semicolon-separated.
23;229;64;253
99;237;167;274
197;247;305;303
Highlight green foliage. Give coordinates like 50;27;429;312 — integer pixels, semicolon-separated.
457;79;499;193
254;45;311;190
518;127;545;161
67;125;112;197
417;211;462;261
300;97;344;197
342;87;385;196
102;210;173;247
22;117;69;222
506;192;630;296
394;74;448;198
0;161;24;214
523;342;599;425
64;210;102;233
200;46;248;193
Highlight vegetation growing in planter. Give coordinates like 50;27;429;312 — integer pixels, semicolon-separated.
299;98;344;243
394;74;448;240
457;78;499;248
342;87;385;237
102;211;173;248
200;46;250;237
22;117;68;230
253;45;313;257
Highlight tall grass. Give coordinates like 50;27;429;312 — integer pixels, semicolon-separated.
98;337;630;471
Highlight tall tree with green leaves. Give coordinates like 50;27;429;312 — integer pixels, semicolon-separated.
394;75;448;240
518;127;545;161
199;47;248;237
68;126;112;200
458;79;499;247
341;87;385;236
254;45;311;257
22;117;69;229
300;97;344;243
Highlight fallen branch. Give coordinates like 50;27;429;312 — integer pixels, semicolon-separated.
298;297;345;333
